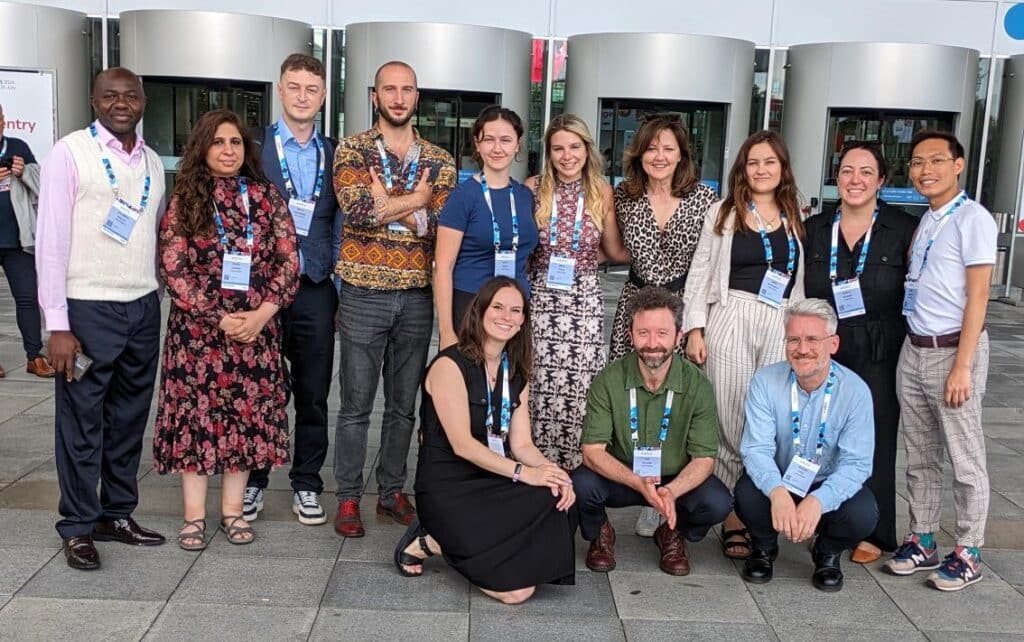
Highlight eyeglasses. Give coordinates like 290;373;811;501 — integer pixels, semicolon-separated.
784;335;833;348
907;156;955;171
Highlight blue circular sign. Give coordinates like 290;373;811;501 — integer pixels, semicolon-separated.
1007;3;1024;40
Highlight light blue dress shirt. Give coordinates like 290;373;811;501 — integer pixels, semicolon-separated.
740;360;874;513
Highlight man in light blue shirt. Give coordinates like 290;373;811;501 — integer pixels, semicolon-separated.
736;298;877;592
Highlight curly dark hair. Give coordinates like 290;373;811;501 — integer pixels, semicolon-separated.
171;109;267;237
457;276;532;382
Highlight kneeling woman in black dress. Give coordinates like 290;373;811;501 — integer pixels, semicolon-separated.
394;276;576;604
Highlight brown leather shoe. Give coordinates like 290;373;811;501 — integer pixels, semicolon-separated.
586;520;616;572
63;535;101;570
335;498;365;537
376;492;417;526
26;356;56;378
850;540;882;564
654;523;691;576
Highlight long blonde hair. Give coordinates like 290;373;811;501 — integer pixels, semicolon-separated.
535;114;607;233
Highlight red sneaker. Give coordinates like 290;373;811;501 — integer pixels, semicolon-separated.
376;492;417;526
334;499;365;537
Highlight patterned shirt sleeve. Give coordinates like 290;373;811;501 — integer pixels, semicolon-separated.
422;155;458;241
263;185;300;308
333;139;378;229
159;196;225;327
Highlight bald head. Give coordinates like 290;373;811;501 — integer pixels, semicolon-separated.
374;61;417;91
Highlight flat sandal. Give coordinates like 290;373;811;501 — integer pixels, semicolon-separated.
220;515;256;545
177;518;208;551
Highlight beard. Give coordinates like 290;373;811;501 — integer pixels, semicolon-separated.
377;105;414;128
638;349;670;370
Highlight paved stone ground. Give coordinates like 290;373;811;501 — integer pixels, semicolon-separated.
0;270;1023;641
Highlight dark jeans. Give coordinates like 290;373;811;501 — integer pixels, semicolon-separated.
572;466;733;542
733;472;878;555
333;282;433;500
249;277;337;494
55;293;161;538
0;248;43;359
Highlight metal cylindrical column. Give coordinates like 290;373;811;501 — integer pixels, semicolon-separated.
992;54;1024;292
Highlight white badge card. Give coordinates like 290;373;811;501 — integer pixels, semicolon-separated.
781;454;820;497
487;434;506;457
546;255;576;290
632;447;662;478
288;198;315;237
100;199;141;245
221;252;252;292
902;282;919;316
387;221;414;234
757;268;790;308
832;278;866;319
494;250;516;278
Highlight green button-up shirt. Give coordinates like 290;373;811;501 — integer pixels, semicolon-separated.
581;352;719;477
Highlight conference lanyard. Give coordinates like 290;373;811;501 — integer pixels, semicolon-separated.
212;178;254;251
907;192;968;282
272;123;324;202
549;188;585;253
89;123;152;212
375;139;420;193
628;388;675;447
484;352;512;437
749;201;796;274
479;174;519;254
830;207;878;282
789;364;836;462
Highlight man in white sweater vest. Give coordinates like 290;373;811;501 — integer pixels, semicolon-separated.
36;68;167;570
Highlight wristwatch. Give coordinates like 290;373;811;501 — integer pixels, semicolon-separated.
374;194;390;214
512;463;523;483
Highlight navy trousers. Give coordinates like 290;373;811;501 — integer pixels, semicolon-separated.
54;293;160;538
0;248;44;359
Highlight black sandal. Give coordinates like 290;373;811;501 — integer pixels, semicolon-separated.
393;519;435;577
721;526;752;560
177;518;207;551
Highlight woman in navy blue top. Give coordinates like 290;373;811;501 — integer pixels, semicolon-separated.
435;106;538;350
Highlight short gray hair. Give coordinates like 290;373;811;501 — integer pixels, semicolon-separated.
784;298;838;335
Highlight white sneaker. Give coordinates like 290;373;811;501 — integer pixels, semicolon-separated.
293;491;328;525
635;506;663;537
242;486;263;522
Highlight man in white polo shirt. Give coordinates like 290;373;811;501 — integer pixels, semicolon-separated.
883;130;997;592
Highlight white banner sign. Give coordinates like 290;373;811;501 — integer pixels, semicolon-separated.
0;69;56;160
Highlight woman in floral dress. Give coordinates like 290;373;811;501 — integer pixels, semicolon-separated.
153;110;299;549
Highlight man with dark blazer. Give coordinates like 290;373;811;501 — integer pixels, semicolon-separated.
245;53;342;525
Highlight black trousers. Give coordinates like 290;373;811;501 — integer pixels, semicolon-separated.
249;276;337;493
0;248;43;359
733;472;878;555
572;466;733;542
55;293;160;538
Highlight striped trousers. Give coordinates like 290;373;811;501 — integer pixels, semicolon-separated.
704;290;789;489
896;332;990;547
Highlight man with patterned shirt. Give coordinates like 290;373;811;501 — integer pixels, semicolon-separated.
332;61;456;537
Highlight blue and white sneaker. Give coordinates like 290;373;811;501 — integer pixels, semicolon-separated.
927;546;983;592
242;486;263;522
882;533;940;575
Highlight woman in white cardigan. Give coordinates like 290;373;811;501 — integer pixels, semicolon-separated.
682;130;806;559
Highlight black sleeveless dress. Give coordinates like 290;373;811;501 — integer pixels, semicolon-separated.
414;346;575;592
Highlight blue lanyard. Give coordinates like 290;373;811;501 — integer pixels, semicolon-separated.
484;353;512;436
375;139;420;193
790;363;836;461
272;123;324;202
909;192;968;282
549;187;585;253
628;387;675;447
830;207;878;282
89;123;152;212
479;174;519;253
212;178;254;251
749;201;795;275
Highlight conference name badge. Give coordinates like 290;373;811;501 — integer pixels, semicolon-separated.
546;255;576;290
100;199;142;245
781;454;820;497
494;250;516;278
832;277;866;319
487;434;506;457
288;198;315;237
632;446;662;478
757;268;790;308
221;252;252;292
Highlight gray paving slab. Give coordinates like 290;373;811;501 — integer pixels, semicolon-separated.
621;620;778;641
0;508;63;548
143;602;318;641
0;454;49;483
971;549;1024;585
609;571;764;623
922;633;1024;641
170;554;333;607
772;626;927;641
322;559;469;613
310;608;469;642
19;543;196;601
0;597;162;640
470;613;625;641
469;570;614;616
746;577;915;631
0;593;10;609
0;546;57;594
202;518;342;560
0;395;47;424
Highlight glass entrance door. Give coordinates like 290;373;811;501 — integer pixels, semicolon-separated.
598;99;727;194
822;109;956;212
407;90;499;181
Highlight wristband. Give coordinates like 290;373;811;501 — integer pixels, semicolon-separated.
512;463;523;483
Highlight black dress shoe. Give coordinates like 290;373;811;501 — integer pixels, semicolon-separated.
742;547;778;584
92;517;166;546
812;549;844;592
63;536;100;570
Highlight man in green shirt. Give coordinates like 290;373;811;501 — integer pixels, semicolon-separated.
573;287;730;576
